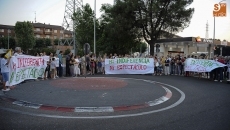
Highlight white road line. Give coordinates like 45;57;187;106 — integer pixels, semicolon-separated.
74;107;114;112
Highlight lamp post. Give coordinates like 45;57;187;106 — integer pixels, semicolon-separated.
94;0;96;55
7;29;10;49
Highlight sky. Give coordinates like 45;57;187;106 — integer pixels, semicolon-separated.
0;0;229;41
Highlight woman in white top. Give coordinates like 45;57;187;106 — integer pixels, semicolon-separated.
74;56;81;76
1;54;13;91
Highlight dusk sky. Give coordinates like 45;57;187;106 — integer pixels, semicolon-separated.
0;0;229;41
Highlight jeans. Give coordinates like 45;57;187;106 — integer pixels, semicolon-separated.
170;65;175;75
218;67;224;81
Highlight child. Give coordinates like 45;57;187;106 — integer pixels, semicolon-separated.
50;58;56;79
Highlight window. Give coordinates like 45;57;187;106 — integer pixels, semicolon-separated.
36;35;40;38
65;34;68;37
60;37;63;39
54;30;57;33
8;30;11;33
1;35;4;37
46;29;50;32
60;30;63;34
46;35;50;38
36;28;40;31
54;36;57;39
0;29;4;32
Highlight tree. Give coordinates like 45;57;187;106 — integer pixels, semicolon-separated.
53;39;59;45
44;38;51;46
14;21;35;51
134;0;194;55
64;48;71;55
0;37;16;49
98;3;140;55
73;4;96;53
34;38;45;48
105;0;194;55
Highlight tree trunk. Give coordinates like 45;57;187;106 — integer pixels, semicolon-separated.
149;41;155;56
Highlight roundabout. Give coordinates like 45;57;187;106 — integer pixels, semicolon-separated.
0;77;185;119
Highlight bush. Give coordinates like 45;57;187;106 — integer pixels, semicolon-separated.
29;48;56;56
64;48;71;55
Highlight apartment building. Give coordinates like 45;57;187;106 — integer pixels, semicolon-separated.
0;24;15;38
33;22;72;40
0;22;72;43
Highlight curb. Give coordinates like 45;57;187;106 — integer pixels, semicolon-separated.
0;86;172;113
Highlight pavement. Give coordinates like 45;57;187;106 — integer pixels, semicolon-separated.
0;74;230;130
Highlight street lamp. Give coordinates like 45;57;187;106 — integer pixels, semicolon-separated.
7;29;10;49
94;0;96;55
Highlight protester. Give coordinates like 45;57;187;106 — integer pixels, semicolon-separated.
54;54;59;78
1;53;14;91
14;47;22;56
50;57;56;79
58;51;63;77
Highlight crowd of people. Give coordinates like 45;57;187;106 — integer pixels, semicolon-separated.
0;47;229;92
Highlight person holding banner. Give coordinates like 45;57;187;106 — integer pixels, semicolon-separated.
14;47;22;56
1;53;14;91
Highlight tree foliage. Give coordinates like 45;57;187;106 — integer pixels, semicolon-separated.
14;21;35;51
74;0;194;56
44;38;52;46
34;38;45;48
98;3;140;55
53;39;59;45
118;0;194;55
73;4;96;53
0;37;16;49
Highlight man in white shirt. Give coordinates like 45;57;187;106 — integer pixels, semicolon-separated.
14;47;22;56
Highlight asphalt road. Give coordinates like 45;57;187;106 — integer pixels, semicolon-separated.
1;75;230;130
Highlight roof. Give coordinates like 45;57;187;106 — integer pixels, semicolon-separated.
0;24;14;29
32;23;64;30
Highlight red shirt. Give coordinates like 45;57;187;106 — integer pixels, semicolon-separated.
217;59;225;64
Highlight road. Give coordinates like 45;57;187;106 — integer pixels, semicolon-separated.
0;75;230;130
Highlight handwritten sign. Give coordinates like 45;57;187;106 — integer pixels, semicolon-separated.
7;55;49;86
184;58;226;72
105;58;154;74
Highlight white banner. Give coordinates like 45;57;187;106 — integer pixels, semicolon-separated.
7;55;49;86
184;58;226;72
105;58;154;74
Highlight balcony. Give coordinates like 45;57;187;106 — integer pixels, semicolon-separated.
45;31;52;35
34;30;43;34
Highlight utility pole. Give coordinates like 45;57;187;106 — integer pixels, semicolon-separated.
60;0;83;55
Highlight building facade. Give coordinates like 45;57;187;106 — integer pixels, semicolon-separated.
156;37;230;57
0;22;72;43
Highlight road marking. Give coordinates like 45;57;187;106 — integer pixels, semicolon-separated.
75;107;114;112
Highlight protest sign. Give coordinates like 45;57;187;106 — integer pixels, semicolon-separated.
184;58;226;72
7;55;49;86
105;58;154;74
